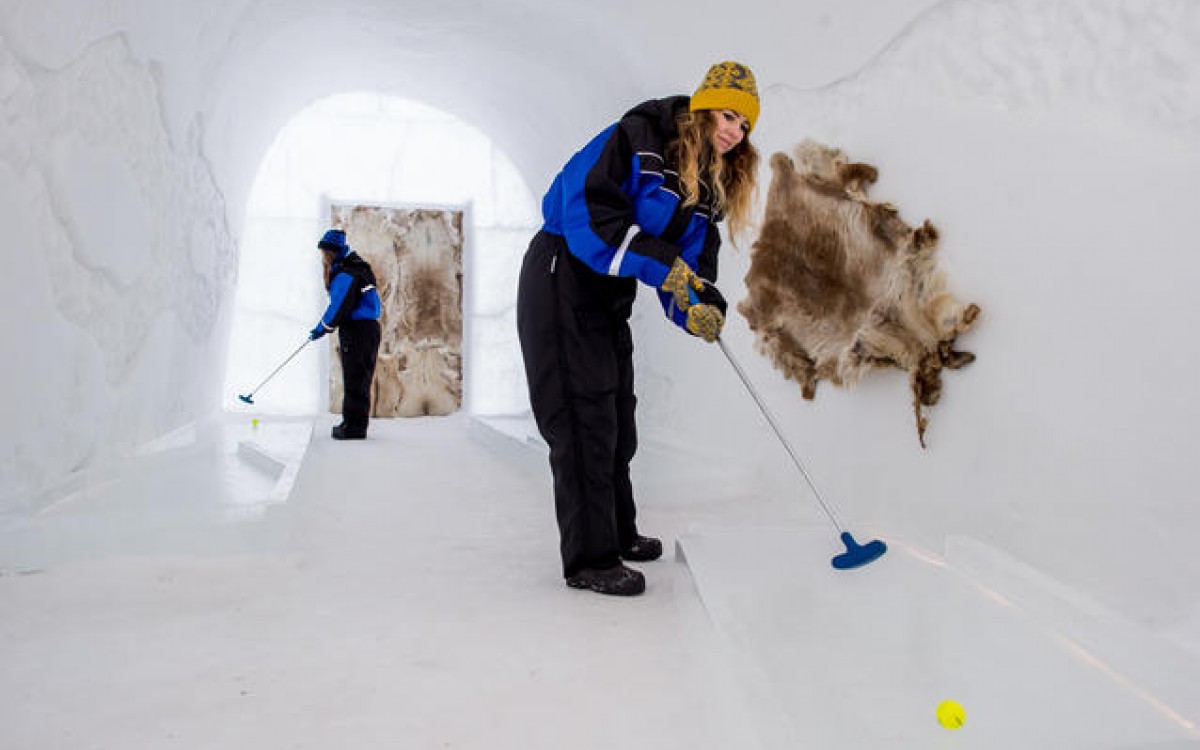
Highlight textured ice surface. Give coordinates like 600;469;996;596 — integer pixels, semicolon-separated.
1;33;235;501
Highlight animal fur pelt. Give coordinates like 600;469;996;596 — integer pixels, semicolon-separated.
329;205;464;418
738;140;980;447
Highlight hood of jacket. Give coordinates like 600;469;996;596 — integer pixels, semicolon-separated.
621;95;689;140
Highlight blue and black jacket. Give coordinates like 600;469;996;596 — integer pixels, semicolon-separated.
541;96;723;332
316;249;382;334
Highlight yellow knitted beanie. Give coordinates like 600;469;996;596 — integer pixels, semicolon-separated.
689;61;760;132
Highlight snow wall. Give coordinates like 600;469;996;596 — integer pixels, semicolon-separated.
1;0;1198;643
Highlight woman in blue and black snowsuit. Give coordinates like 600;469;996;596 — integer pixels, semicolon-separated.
310;229;382;440
517;62;762;596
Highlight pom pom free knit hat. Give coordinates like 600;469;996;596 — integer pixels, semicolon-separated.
689;61;760;132
317;229;348;253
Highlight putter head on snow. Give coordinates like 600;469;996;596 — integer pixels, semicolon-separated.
238;394;254;405
831;531;887;570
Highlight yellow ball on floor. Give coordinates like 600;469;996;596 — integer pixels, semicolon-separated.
936;699;966;729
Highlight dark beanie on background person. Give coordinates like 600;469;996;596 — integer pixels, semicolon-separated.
318;229;349;253
689;61;760;132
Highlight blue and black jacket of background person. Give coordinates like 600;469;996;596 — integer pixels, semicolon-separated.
540;95;725;333
310;231;382;339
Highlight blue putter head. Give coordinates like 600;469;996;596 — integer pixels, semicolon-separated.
238;394;254;405
831;531;887;570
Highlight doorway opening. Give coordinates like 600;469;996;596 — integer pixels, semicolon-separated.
223;92;539;417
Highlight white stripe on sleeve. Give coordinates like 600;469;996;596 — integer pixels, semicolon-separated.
608;224;641;276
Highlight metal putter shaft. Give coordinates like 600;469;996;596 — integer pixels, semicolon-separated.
237;337;312;405
717;337;886;570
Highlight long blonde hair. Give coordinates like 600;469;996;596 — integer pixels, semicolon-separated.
672;108;760;243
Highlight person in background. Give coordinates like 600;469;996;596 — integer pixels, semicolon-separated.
310;229;382;440
517;61;762;596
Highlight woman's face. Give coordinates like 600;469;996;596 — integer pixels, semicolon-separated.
710;109;749;155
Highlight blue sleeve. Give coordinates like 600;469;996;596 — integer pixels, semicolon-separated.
320;273;355;328
553;124;681;288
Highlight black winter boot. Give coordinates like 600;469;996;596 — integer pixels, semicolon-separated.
331;423;367;440
621;535;663;562
565;563;645;596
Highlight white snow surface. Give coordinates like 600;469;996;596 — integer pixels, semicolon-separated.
2;414;1198;748
2;0;1200;746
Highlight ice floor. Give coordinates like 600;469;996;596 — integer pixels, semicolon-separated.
2;414;1198;749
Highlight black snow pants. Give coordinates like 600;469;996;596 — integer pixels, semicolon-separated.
517;230;640;579
338;318;381;432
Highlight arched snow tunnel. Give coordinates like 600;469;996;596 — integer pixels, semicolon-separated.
2;1;1199;747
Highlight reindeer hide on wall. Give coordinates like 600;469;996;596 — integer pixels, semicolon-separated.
738;140;980;447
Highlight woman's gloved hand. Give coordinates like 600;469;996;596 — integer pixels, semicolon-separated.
694;280;727;315
686;303;725;343
660;257;705;311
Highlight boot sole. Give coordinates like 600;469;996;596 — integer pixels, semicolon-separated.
565;571;645;596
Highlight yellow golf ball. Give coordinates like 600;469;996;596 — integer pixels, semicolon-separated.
251;418;260;428
936;699;966;729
